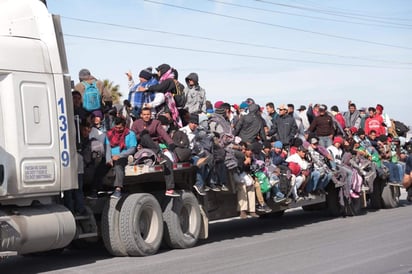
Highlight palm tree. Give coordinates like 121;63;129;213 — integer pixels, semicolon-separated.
103;79;122;104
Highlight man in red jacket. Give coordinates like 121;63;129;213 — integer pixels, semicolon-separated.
364;107;385;137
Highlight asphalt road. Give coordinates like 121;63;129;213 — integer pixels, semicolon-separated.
1;192;412;274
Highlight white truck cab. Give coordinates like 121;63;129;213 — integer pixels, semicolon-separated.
0;0;77;256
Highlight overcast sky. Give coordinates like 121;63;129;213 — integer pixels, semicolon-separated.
48;0;412;126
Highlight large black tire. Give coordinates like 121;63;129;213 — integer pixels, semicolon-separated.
370;179;383;209
326;184;342;217
119;194;163;256
381;184;400;208
163;191;201;249
101;198;128;256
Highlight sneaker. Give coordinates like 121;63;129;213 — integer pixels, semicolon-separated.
273;196;286;203
249;212;259;218
210;185;221;192
295;196;304;203
262;204;272;213
256;204;266;212
111;189;122;199
128;155;134;165
204;185;211;192
283;198;293;205
350;190;360;199
196;156;209;168
240;211;248;219
158;157;167;165
86;192;98;199
220;185;229;192
165;189;180;197
193;185;206;196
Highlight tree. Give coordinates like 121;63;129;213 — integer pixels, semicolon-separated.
103;79;122;104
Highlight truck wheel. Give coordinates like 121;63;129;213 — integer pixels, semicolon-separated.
163;191;201;249
381;185;400;208
101;198;128;256
370;179;383;209
326;184;342;217
119;193;163;256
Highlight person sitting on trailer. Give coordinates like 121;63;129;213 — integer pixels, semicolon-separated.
105;117;137;199
131;107;179;197
306;137;333;195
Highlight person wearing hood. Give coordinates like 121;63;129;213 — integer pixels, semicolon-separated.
343;101;361;130
234;103;266;143
268;104;298;148
184;72;206;114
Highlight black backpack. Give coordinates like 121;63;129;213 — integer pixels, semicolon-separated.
394;120;409;137
172;130;190;148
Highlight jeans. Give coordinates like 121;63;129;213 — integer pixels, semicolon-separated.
383;161;403;183
318;136;332;149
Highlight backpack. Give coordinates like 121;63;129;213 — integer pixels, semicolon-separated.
82;81;101;111
133;148;157;166
172;130;190;148
173;79;186;108
394;120;409;137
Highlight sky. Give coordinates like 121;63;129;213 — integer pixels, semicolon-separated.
47;0;412;126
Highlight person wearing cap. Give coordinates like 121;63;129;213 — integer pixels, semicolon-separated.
297;105;310;132
365;107;385;137
308;104;335;149
75;68;111;110
359;107;368;130
377;134;403;184
306;137;333;195
179;114;210;196
139;64;183;127
375;104;391;135
183;72;206;114
343;102;361;131
208;102;234;192
271;141;287;166
327;136;362;199
126;67;160;119
268;104;298;149
286;145;310;202
234;103;266;144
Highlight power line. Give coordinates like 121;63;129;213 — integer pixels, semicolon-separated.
62;16;412;66
143;0;412;50
209;0;412;30
64;34;412;70
255;0;412;25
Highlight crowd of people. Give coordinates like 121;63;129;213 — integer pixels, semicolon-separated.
65;64;412;219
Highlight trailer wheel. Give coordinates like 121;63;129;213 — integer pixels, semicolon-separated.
381;185;400;208
101;198;128;256
119;193;163;256
163;191;201;249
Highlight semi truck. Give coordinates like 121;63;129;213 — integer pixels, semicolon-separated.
0;0;401;258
